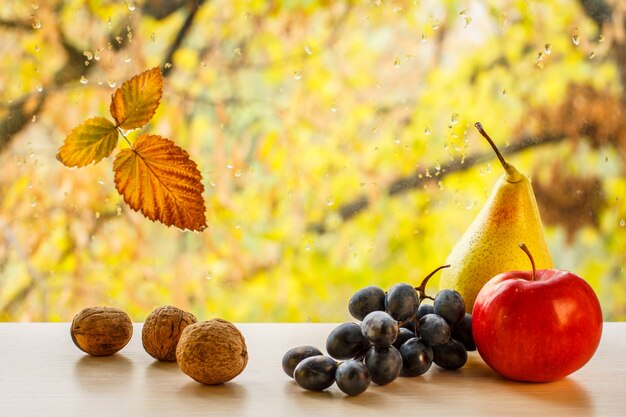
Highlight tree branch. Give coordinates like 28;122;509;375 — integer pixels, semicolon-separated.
309;131;565;234
161;0;207;77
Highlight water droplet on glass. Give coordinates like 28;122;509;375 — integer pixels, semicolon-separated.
464;16;472;27
535;52;543;62
126;0;136;11
450;113;459;125
32;19;42;30
424;127;431;136
226;162;234;169
115;35;123;44
330;105;337;112
465;200;473;210
97;179;105;185
374;0;382;6
304;45;312;55
234;47;242;56
572;34;580;46
234;170;242;178
83;51;93;60
394;57;401;67
31;3;39;10
36;84;43;93
432;20;440;31
31;115;37;123
79;76;88;85
421;33;427;43
293;71;302;80
107;80;116;88
125;55;132;63
598;34;605;43
394;137;401;144
544;43;552;54
486;163;492;174
620;219;625;227
164;62;172;68
434;161;441;172
116;205;122;216
502;89;507;96
326;197;334;206
588;51;596;60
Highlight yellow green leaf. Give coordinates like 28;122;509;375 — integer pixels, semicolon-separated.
113;134;207;231
109;67;163;130
56;117;118;167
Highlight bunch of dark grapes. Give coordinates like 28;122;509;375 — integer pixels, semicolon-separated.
282;265;476;396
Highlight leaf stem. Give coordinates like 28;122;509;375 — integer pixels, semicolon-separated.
117;127;134;150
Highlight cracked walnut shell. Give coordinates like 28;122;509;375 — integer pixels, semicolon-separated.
142;305;197;362
176;319;248;385
70;306;133;356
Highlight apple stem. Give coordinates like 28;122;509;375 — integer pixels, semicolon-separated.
474;122;514;175
519;243;536;281
415;264;450;300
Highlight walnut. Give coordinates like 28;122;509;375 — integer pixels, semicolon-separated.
142;305;197;362
70;306;133;356
176;319;248;385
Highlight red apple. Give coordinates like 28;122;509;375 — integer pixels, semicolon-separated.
472;244;603;382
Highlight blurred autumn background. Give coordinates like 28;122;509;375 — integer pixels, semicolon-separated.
1;0;625;322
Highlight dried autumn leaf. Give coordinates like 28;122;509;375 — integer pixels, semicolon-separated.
56;117;119;167
110;67;163;130
113;134;207;231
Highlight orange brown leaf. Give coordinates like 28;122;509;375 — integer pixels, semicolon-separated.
113;134;207;231
56;117;119;167
110;67;163;130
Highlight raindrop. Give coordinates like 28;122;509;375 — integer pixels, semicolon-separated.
598;34;605;43
326;197;334;206
234;47;242;56
544;43;552;54
226;162;234;169
432;20;440;31
97;179;105;185
450;112;459;125
293;71;302;80
535;52;543;62
31;3;39;10
588;51;596;60
125;55;132;63
374;0;382;6
116;205;122;216
394;137;401;144
94;50;101;61
107;80;117;88
421;33;427;43
572;34;580;46
620;219;625;227
394;57;401;67
32;19;42;30
501;89;507;96
234;170;242;178
304;45;312;55
245;12;251;19
126;0;136;11
36;84;43;93
424;127;431;135
465;200;473;210
79;76;88;85
434;161;441;172
83;51;93;60
330;105;337;112
31;115;37;123
115;36;123;44
164;62;172;68
150;32;156;43
464;16;472;27
486;163;492;174
459;8;469;15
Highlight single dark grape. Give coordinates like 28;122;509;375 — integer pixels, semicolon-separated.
385;283;419;321
326;322;371;360
282;345;323;378
361;311;398;347
418;314;451;346
348;286;386;320
452;313;475;351
432;338;467;370
335;360;371;396
400;337;433;377
364;346;402;386
294;355;338;391
433;289;465;326
415;303;434;322
392;327;415;350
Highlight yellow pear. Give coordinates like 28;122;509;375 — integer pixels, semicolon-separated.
439;123;553;312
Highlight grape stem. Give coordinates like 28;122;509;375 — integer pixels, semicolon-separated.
415;264;450;300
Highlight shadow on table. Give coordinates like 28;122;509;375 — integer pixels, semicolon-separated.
73;353;134;393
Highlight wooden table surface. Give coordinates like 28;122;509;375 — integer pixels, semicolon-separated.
0;322;624;417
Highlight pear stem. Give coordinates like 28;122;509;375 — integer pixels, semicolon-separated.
519;243;536;281
474;122;511;173
415;264;450;300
